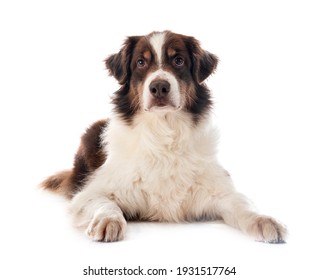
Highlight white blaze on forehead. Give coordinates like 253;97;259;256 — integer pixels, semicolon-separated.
149;32;166;66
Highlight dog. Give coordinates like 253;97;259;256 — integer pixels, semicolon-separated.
41;31;287;243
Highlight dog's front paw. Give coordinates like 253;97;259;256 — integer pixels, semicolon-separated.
247;215;287;243
86;214;127;242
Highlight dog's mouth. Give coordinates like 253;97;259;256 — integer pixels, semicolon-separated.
152;97;170;107
145;97;181;112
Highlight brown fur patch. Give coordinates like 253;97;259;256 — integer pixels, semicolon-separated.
143;50;151;61
41;119;108;198
167;47;176;57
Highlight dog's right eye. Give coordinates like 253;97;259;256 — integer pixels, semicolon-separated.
137;58;146;68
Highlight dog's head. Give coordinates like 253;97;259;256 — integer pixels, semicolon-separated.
106;31;218;123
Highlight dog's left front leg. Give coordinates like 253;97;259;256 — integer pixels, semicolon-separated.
201;168;287;243
212;190;287;243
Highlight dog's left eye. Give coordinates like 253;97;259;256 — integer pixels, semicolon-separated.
173;56;184;67
137;58;146;68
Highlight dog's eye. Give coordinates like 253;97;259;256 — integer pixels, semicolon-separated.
137;58;146;68
173;56;184;67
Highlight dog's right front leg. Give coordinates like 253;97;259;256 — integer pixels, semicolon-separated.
69;189;127;242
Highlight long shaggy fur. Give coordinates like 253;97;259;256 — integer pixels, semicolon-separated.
41;31;287;243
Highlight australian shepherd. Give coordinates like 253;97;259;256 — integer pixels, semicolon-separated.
42;31;286;243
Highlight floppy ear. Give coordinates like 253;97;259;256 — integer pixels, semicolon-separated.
185;37;218;83
105;36;140;85
197;51;218;83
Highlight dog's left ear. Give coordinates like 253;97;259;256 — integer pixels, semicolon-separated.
185;37;219;83
105;36;140;85
197;51;218;83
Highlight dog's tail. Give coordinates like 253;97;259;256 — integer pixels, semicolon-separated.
41;170;74;199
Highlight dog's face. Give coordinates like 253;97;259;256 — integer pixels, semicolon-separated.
106;31;218;122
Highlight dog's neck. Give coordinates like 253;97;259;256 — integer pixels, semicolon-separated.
105;110;213;157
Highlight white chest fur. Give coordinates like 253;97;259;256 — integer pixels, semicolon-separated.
89;111;223;222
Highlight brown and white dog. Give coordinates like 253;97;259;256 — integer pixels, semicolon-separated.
42;31;287;243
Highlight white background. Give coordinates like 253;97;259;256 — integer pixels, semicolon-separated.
1;0;317;279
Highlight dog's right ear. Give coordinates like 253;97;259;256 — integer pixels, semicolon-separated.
105;36;140;85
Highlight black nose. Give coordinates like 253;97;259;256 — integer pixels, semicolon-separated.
149;80;170;98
